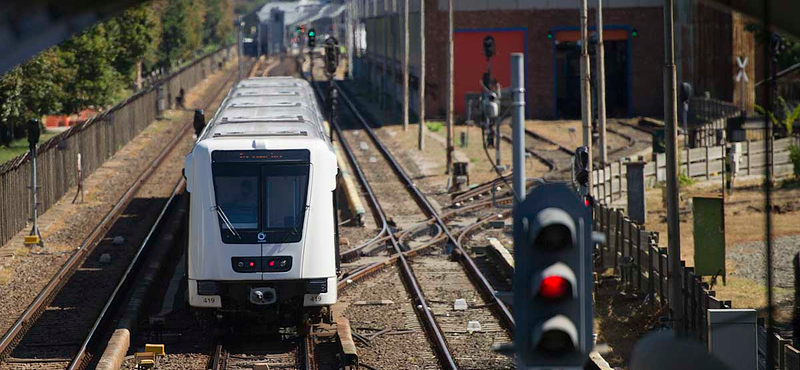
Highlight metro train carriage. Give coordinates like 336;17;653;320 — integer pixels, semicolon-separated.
183;76;339;327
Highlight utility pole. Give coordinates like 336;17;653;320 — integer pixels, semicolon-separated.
579;0;593;194
596;0;608;165
418;0;426;151
446;0;454;174
346;0;354;78
403;0;409;131
663;0;684;332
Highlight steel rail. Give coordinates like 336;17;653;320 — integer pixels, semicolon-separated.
210;341;224;370
313;82;458;370
334;80;516;333
499;133;559;173
69;179;185;370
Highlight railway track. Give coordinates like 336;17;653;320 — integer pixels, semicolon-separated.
314;80;516;369
0;58;249;370
209;336;310;370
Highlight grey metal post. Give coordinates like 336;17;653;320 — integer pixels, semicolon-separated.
663;0;684;332
403;0;409;131
418;0;426;150
579;0;593;194
512;53;526;203
626;161;647;224
596;0;608;165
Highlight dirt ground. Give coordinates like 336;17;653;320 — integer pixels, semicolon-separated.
644;176;800;319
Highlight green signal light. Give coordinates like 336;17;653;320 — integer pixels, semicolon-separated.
547;32;553;40
631;29;638;37
309;30;316;37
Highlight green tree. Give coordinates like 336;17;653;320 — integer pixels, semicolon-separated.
159;0;206;68
18;49;72;117
108;5;161;86
0;67;23;145
59;23;123;114
204;0;234;46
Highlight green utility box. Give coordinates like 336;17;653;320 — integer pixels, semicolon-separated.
693;196;726;282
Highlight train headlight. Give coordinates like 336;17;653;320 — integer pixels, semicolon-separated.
197;281;220;295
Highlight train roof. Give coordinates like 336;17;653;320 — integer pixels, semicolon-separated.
201;77;327;142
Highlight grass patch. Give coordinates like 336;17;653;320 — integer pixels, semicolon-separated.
0;130;61;164
679;171;696;187
425;121;444;133
470;157;479;163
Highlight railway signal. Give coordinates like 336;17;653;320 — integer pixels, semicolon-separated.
513;182;594;369
308;29;317;48
324;37;340;76
573;146;590;197
680;82;693;147
483;35;495;59
26;118;43;247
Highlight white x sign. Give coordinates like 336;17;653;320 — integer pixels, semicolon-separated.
736;56;749;82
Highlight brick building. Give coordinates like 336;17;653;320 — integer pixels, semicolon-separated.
351;0;665;120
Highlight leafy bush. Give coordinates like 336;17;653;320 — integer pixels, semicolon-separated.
426;121;443;133
755;97;800;136
790;144;800;179
679;171;696;187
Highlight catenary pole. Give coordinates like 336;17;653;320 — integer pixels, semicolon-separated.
663;0;684;332
579;0;593;194
445;0;454;174
418;0;426;150
403;0;409;131
596;0;608;165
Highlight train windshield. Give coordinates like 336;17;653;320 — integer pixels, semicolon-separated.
212;163;310;243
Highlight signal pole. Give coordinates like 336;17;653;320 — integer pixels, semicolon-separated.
579;0;593;195
418;0;426;151
403;0;409;131
596;0;608;165
445;0;454;174
663;0;684;332
511;53;526;203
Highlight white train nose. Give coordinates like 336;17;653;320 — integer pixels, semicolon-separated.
250;287;277;305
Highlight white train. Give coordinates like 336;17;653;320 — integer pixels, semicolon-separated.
184;77;339;325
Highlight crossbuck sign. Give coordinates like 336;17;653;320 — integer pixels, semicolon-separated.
735;56;749;83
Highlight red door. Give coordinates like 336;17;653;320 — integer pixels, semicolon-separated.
454;29;526;116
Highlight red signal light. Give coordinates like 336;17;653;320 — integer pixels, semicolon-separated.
269;261;275;267
249;261;255;267
539;275;570;300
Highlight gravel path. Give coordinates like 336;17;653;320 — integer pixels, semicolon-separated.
340;266;439;369
729;235;800;289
